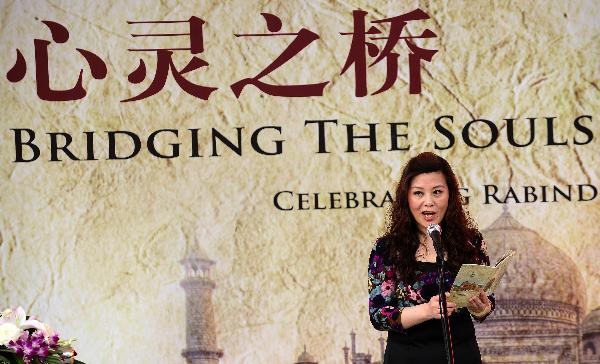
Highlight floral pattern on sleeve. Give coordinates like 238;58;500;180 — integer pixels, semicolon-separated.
368;239;405;332
368;239;449;332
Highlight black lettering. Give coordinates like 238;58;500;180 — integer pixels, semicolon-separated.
388;122;410;151
553;185;572;201
314;193;326;210
274;191;293;211
189;128;202;157
462;119;498;148
12;128;40;162
251;126;284;156
434;115;455;150
107;131;141;160
211;127;243;156
382;190;394;206
578;184;597;201
484;184;502;204
304;119;338;153
48;132;79;161
363;191;378;207
345;192;359;208
83;131;97;160
345;123;379;152
504;187;521;203
546;117;568;146
298;193;310;210
541;185;548;202
506;118;535;147
148;129;180;158
330;192;342;209
524;186;537;203
574;115;593;145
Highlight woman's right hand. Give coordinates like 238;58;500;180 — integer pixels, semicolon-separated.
423;292;456;319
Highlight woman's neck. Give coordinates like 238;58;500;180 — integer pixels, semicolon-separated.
415;233;438;262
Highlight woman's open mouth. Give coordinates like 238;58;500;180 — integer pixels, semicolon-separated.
422;211;436;222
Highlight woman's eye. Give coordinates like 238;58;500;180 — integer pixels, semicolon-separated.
413;191;423;196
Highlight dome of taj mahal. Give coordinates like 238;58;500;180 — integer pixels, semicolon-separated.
582;307;600;335
296;346;317;364
481;207;586;317
474;208;590;363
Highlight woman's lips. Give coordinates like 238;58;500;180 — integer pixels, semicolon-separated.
422;212;436;222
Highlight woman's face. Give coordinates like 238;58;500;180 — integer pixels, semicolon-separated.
407;171;449;234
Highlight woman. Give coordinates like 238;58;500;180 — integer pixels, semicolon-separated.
368;152;493;364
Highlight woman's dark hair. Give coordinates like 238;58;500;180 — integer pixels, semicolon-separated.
380;152;480;281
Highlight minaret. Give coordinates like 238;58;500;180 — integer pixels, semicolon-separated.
342;342;349;364
180;237;223;364
378;335;385;362
350;330;356;360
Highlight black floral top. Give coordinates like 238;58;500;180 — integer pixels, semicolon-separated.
368;238;495;332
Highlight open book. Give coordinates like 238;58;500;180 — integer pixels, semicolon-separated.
449;250;516;308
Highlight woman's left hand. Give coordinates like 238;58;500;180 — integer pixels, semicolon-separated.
467;290;491;317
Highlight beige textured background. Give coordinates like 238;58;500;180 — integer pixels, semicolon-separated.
0;1;599;363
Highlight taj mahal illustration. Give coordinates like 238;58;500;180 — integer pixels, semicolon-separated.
179;207;600;363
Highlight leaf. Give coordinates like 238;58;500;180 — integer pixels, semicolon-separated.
42;356;62;364
0;352;20;364
0;353;24;364
38;354;86;364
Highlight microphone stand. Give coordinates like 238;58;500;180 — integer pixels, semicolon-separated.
436;252;454;364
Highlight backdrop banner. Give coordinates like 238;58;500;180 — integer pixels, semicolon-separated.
1;1;598;363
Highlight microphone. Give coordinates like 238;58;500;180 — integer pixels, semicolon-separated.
427;224;444;261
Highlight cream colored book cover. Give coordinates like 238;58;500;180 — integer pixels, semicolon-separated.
450;250;516;308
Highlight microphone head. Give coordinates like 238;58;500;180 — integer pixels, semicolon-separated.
427;224;443;259
427;224;441;236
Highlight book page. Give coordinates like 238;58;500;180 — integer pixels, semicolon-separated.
449;250;516;308
488;250;516;293
494;249;514;268
449;264;496;308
